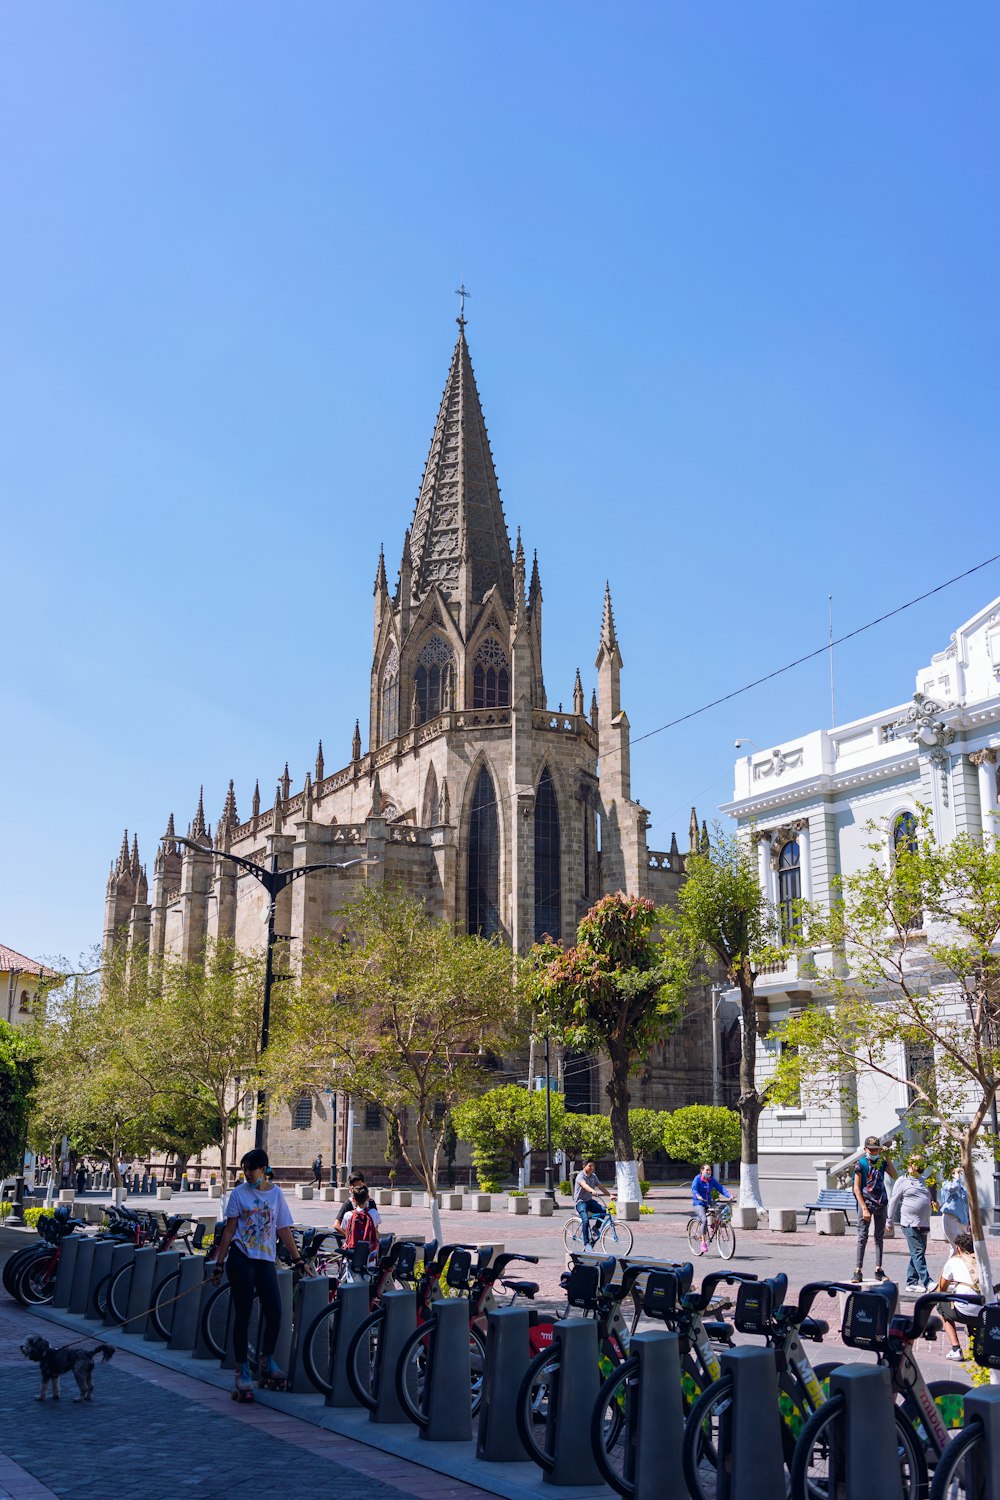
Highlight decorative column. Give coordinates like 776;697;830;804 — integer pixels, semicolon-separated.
970;749;999;846
754;831;774;903
798;821;813;901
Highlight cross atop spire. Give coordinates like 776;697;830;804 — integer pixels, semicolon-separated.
454;282;470;329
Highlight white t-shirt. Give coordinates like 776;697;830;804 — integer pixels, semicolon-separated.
941;1251;980;1317
225;1181;294;1261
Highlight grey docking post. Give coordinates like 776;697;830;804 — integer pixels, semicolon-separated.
963;1388;1000;1500
543;1319;604;1487
102;1244;135;1327
327;1281;370;1408
144;1250;182;1341
421;1297;473;1442
52;1237;80;1309
122;1246;158;1334
716;1347;785;1500
289;1271;329;1392
628;1329;688;1500
168;1254;208;1352
371;1289;416;1424
84;1241;116;1322
273;1267;294;1375
828;1365;905;1499
68;1238;97;1315
477;1306;533;1462
192;1271;222;1360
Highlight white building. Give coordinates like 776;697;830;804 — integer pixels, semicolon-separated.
1;944;56;1028
721;595;1000;1207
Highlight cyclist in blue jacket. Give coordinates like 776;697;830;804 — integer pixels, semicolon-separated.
691;1164;732;1254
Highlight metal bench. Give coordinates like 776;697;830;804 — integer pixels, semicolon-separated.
803;1188;857;1225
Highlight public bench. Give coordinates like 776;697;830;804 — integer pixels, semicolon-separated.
803;1187;857;1225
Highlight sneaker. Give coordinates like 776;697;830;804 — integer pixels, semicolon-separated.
946;1347;964;1361
699;1241;707;1255
850;1268;863;1283
874;1266;886;1281
922;1280;933;1292
905;1282;920;1292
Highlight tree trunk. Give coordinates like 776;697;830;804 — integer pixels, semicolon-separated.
607;1040;640;1204
962;1135;998;1382
737;973;765;1209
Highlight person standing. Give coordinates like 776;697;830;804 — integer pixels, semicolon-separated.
851;1136;897;1283
889;1156;937;1292
691;1165;732;1255
573;1161;610;1246
312;1154;323;1188
938;1169;971;1246
335;1170;367;1227
213;1148;305;1397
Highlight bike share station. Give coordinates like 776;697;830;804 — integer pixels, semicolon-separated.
20;1225;1000;1500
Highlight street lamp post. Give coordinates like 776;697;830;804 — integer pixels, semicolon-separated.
543;1030;556;1203
164;835;379;1153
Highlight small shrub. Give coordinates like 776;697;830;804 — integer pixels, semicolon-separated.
508;1189;527;1198
23;1206;47;1229
0;1200;11;1222
559;1180;572;1196
478;1180;500;1193
639;1179;651;1199
639;1204;655;1215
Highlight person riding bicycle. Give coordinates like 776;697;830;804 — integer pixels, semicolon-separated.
691;1164;732;1255
574;1160;610;1246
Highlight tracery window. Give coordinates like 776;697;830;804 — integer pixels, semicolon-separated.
380;643;399;744
473;637;510;710
777;840;801;939
415;636;454;724
534;767;561;942
467;766;499;938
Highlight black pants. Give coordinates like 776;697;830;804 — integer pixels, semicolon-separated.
226;1243;282;1364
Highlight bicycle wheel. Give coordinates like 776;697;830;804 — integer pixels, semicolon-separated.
562;1216;587;1254
16;1254;58;1306
789;1390;927;1500
516;1347;561;1470
928;1420;983;1500
591;1355;639;1497
149;1269;181;1341
715;1221;736;1260
346;1309;385;1410
108;1262;134;1325
682;1372;733;1500
92;1272;111;1320
599;1217;634;1256
201;1283;231;1359
394;1319;487;1426
3;1245;43;1300
301;1298;341;1397
686;1217;705;1256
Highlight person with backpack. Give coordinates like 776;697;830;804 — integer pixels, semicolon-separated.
938;1230;983;1360
311;1154;323;1188
335;1170;367;1227
340;1184;380;1257
851;1135;897;1283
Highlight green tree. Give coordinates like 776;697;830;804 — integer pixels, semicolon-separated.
0;1020;38;1178
627;1108;669;1175
773;814;1000;1316
662;1105;741;1170
559;1110;613;1166
530;893;685;1202
667;829;794;1208
271;887;526;1235
453;1084;567;1191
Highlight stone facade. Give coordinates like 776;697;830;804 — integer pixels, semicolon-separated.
103;322;720;1176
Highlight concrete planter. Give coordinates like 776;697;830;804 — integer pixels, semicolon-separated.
156;1186;172;1201
768;1208;797;1233
392;1190;412;1208
817;1209;846;1236
376;1189;393;1206
529;1196;554;1217
618;1202;640;1222
295;1184;314;1200
206;1184;222;1199
423;1192;442;1209
465;1194;492;1212
443;1193;464;1211
318;1186;338;1202
57;1190;75;1206
507;1196;529;1215
733;1206;759;1231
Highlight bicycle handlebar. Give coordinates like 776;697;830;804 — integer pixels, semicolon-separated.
897;1290;981;1341
687;1269;758;1311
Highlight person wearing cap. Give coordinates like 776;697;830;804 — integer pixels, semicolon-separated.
851;1135;897;1283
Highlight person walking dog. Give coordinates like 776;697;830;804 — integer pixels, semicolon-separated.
213;1148;304;1399
851;1136;897;1283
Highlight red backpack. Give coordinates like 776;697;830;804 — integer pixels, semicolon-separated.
343;1206;377;1251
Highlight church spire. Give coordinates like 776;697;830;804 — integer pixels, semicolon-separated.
512;529;526;633
116;829;130;876
573;668;585;717
529;549;542;609
374;545;388;596
315;739;325;783
406;327;513;620
191;787;207;842
352;719;362;762
689;807;699;853
600;580;618;653
130;833;141;879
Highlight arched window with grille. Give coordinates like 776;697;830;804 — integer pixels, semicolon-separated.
472;637;510;710
467;765;500;937
777;839;801;938
534;767;561;942
893;811;918;859
292;1095;313;1130
415;636;454;724
892;811;922;929
379;643;399;744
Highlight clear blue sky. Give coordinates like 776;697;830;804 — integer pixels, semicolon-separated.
3;4;998;962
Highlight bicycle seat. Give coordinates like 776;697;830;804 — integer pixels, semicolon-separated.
924;1314;943;1337
501;1278;539;1299
800;1317;829;1341
704;1320;734;1343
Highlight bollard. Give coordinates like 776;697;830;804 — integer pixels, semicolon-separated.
418;1297;473;1441
963;1388;1000;1500
626;1329;688;1500
69;1238;97;1315
477;1306;532;1462
192;1270;223;1360
144;1250;182;1342
168;1255;209;1352
122;1246;158;1335
543;1319;604;1486
371;1289;417;1423
53;1237;80;1309
84;1241;115;1322
716;1347;785;1500
827;1365;905;1499
289;1273;330;1393
327;1281;370;1408
103;1244;135;1326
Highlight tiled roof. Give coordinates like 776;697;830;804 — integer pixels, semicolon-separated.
0;944;60;979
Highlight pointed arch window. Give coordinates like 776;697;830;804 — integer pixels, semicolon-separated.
777;839;801;939
892;811;918;859
534;767;561;942
473;637;510;710
415;636;454;724
892;811;922;930
380;643;399;744
467;766;499;938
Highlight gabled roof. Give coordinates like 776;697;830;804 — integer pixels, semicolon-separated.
0;944;60;979
408;330;513;612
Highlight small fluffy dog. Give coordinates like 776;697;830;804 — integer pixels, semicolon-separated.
20;1335;115;1402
